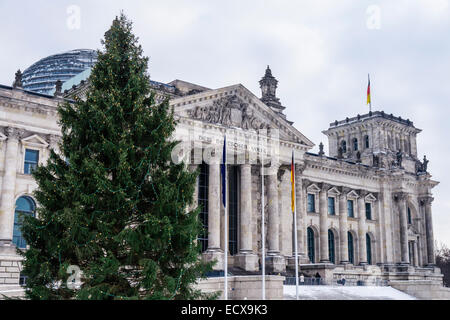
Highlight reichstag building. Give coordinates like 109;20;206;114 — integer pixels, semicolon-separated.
0;49;443;287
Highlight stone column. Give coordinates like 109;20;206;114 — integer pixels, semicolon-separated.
203;162;223;270
319;183;329;262
413;241;419;267
395;193;410;264
235;163;258;271
266;164;285;272
380;180;394;264
295;165;308;264
0;127;22;252
422;197;435;265
338;190;349;264
357;192;368;265
188;164;199;212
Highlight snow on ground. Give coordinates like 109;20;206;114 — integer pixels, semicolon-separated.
284;285;416;300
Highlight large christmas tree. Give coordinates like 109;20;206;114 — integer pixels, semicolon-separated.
20;13;213;300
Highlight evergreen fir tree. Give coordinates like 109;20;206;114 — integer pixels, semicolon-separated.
20;13;213;300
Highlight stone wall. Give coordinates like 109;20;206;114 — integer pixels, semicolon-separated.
390;280;450;300
194;275;285;300
0;253;22;285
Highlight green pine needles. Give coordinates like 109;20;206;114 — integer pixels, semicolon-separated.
19;13;213;300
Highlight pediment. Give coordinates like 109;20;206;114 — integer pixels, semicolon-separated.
307;183;321;193
365;193;377;202
171;84;314;147
21;134;49;147
347;190;359;199
328;187;341;196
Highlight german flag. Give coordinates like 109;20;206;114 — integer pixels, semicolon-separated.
367;74;371;106
291;150;295;213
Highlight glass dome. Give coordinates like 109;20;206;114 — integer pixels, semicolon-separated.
22;49;97;95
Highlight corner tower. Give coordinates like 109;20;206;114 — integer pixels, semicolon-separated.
322;111;424;174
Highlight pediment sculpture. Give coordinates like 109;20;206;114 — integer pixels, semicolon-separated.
187;95;271;130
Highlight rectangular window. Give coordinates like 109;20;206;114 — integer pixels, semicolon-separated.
307;194;315;212
347;199;354;218
328;197;335;215
24;149;39;175
365;203;372;220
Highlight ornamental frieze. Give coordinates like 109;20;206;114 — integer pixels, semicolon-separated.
186;95;271;130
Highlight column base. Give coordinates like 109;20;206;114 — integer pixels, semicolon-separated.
0;242;17;255
234;252;259;272
202;249;224;271
266;253;286;273
287;254;309;268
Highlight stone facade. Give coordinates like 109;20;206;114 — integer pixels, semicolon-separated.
0;66;443;290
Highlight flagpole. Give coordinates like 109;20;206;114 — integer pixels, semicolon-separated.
368;74;372;113
293;150;299;300
223;136;228;300
261;153;265;300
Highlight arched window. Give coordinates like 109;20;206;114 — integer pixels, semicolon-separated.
366;234;372;265
348;232;354;264
328;230;335;264
407;207;412;225
307;227;315;263
365;135;370;149
353;138;358;151
198;163;209;252
13;196;36;249
341;140;347;153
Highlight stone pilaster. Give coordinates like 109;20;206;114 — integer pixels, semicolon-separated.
235;163;258;271
203;163;223;270
357;191;368;265
0;127;23;252
319;183;329;262
394;192;410;265
338;188;349;264
421;196;435;265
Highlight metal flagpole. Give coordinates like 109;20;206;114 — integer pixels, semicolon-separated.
223;135;228;300
368;74;372;113
261;153;265;300
293;150;299;300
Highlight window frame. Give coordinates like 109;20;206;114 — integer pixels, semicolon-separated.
307;193;316;213
347;199;355;218
365;202;372;220
328;197;336;215
353;138;358;151
24;148;39;175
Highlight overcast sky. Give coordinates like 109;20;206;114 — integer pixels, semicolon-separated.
1;0;449;247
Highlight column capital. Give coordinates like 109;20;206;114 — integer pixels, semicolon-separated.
393;192;409;202
295;162;307;175
339;186;352;195
358;189;369;198
320;182;331;192
5;127;24;141
419;196;434;206
302;179;312;189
